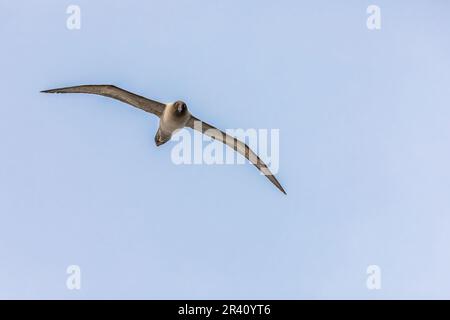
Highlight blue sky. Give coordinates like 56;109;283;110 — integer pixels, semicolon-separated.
1;0;450;299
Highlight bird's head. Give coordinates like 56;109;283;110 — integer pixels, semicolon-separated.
173;100;188;116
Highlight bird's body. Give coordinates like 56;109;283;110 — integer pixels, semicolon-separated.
156;101;191;146
41;84;286;194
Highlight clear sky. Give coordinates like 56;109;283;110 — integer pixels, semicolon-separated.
1;0;450;299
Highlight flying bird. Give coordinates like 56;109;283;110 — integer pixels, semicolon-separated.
41;85;286;194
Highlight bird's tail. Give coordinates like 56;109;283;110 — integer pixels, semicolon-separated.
154;127;171;147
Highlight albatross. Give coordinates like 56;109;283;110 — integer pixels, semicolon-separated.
41;85;286;194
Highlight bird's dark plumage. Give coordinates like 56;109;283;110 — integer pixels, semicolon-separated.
42;84;286;194
41;85;165;117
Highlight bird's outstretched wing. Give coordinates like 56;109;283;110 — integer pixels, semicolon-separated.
41;85;165;117
186;115;286;194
